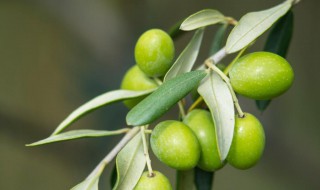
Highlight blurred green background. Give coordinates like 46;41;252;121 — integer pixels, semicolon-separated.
1;0;319;189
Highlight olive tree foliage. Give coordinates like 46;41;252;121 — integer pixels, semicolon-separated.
27;0;299;189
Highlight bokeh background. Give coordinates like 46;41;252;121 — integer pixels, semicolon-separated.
1;0;319;189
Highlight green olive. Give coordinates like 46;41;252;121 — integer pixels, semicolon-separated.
135;29;175;77
183;109;225;171
229;51;294;100
150;120;200;170
121;65;157;108
227;113;265;170
134;171;172;190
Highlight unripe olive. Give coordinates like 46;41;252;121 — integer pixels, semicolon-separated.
135;29;175;77
150;120;200;170
183;109;224;171
227;113;265;170
134;171;172;190
121;65;157;108
229;51;294;100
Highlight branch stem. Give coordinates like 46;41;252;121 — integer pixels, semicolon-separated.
87;127;140;179
208;47;227;64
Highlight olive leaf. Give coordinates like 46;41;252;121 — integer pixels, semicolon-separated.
256;100;272;112
176;170;196;190
195;167;214;190
180;9;226;31
51;89;155;135
110;164;118;189
256;11;294;111
168;19;186;39
263;10;294;57
198;71;234;161
209;23;228;55
226;0;293;53
26;129;129;146
164;28;204;81
126;70;207;126
113;133;145;190
71;174;100;190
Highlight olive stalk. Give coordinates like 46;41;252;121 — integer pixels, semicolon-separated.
140;126;154;177
144;129;152;134
178;101;186;118
225;17;238;25
188;47;228;112
188;96;203;112
223;45;248;75
205;61;245;117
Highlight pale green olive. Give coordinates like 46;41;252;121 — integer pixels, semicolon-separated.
121;65;157;108
227;113;265;170
229;51;294;100
150;120;200;170
184;109;225;171
135;29;175;77
134;171;172;190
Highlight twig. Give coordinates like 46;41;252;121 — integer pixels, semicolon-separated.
87;127;140;179
208;47;227;64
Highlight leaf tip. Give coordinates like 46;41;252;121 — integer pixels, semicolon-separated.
179;25;190;31
125;116;134;127
25;142;40;147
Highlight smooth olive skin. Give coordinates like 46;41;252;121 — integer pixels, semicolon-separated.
151;120;200;170
135;29;175;77
227;113;265;170
121;65;157;108
134;171;172;190
229;52;294;100
183;109;225;171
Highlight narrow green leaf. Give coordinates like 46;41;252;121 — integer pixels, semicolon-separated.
198;71;234;160
110;164;118;189
164;28;204;81
71;175;99;190
26;129;128;146
264;10;293;57
180;9;226;31
195;167;214;190
256;11;294;111
126;70;207;126
113;134;146;190
168;19;186;40
176;170;196;190
51;89;155;135
209;23;228;55
226;0;293;53
256;100;272;112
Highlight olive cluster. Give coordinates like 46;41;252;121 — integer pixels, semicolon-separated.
123;29;293;189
